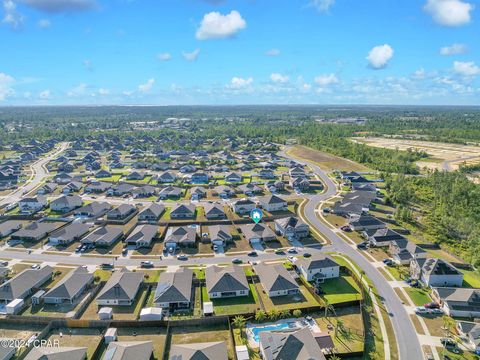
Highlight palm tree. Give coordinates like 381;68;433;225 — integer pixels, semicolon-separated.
255;310;267;323
268;309;280;321
232;315;247;339
335;319;344;337
324;299;336;321
292;309;302;318
329;355;341;360
279;309;291;319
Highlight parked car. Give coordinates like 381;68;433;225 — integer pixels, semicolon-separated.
0;261;8;266
275;249;285;255
177;255;188;261
357;242;368;249
122;248;128;256
303;252;312;258
430;308;444;315
101;263;114;270
382;258;394;266
414;306;430;314
247;251;258;257
340;225;352;232
213;245;218;252
30;264;40;269
287;248;297;254
322;208;331;213
232;258;243;264
140;261;154;268
440;338;460;354
424;302;440;309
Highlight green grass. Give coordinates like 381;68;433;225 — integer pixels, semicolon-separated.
404;287;431;306
320;276;362;304
201;283;260;315
461;269;480;288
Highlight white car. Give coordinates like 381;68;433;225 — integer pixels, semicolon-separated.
414;306;430;314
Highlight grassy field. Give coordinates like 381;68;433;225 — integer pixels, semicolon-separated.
255;282;319;311
46;328;103;359
201;283;261;315
320;276;361;304
168;324;234;359
404;287;431;306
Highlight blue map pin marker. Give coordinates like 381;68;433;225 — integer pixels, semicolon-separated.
250;208;263;224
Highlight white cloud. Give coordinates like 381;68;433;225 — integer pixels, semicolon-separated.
0;72;14;100
83;59;93;71
37;18;51;28
366;44;394;69
138;78;155;93
440;43;467;55
39;89;50;99
2;0;24;30
424;0;473;27
265;48;280;57
453;61;480;76
98;88;109;95
228;76;253;89
18;0;97;13
157;53;172;61
314;73;339;86
182;49;200;61
308;0;335;13
412;68;426;79
67;83;87;97
270;73;289;83
196;10;246;40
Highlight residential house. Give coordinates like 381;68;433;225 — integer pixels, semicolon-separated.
296;255;340;282
126;171;146;181
158;186;182;200
74;202;112;218
19;196;47;214
237;183;262;196
157;172;176;183
169;342;228;360
259;327;325;360
205;265;249;299
290;177;310;191
107;204;137;222
84;181;111;194
125;224;157;249
289;166;306;178
0;265;53;302
138;203;165;222
265;180;285;193
389;238;427;265
132;185;157;198
11;222;58;242
62;181;83;194
0;220;22;238
240;223;276;244
103;341;153;360
43;267;93;304
50;195;83;213
164;226;197;249
107;183;136;197
190;186;207;200
410;258;464;287
213;185;235;199
170;204;195;219
367;228;406;247
349;215;385;231
191;172;209;184
254;263;299;297
48;223;90;246
81;226;123;247
259;195;287;212
95;169;112;178
24;347;87;360
457;321;480;352
206;225;233;246
96;269;144;306
180;165;196;173
153;268;193;311
204;203;226;220
37;182;57;195
432;287;480;318
258;169;275;179
225;172;242;183
274;217;309;240
230;198;256;215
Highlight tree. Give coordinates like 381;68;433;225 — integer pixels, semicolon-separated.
324;299;336;320
292;309;302;318
255;310;267;323
335;319;344;337
268;309;280;321
442;315;456;336
279;310;291;319
232;315;246;330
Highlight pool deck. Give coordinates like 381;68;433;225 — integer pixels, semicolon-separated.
246;317;321;348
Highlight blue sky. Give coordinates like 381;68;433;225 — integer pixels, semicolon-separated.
0;0;479;105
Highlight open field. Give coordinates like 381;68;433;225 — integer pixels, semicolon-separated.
286;145;371;172
353;137;480;171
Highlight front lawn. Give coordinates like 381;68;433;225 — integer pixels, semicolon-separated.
404;287;431;306
320;276;362;304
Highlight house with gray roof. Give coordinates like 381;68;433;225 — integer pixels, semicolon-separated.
389;238;427;265
274;217;309;240
0;220;22;238
205;265;249;299
24;346;87;360
190;186;207;200
125;224;157;249
206;225;232;246
457;321;480;352
296;255;340;282
158;186;183;199
259;327;325;360
240;223;276;244
74;202;112;218
81;226;123;247
50;195;83;213
164;226;197;249
259;194;287;212
138;203;165;222
170;204;195;219
204;203;226;219
19;195;47;214
107;204;137;222
169;341;228;360
230;198;256;214
254;263;299;298
84;181;111;194
0;265;53;302
367;228;405;247
11;221;59;242
349;215;385;231
97;269;144;306
432;287;480;318
48;223;91;246
156;172;176;183
410;258;464;288
237;183;262;197
103;341;153;360
43;267;93;304
154;268;193;311
107;183;136;197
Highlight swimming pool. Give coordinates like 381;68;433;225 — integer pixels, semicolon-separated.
250;321;298;343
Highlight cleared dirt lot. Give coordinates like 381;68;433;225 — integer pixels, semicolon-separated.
353;137;480;171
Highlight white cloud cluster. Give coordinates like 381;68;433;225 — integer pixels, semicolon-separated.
265;49;280;57
0;72;14;100
67;83;87;97
138;78;155;93
182;49;200;61
440;43;467;55
424;0;474;27
309;0;335;13
37;18;51;28
39;89;50;99
157;53;172;61
366;44;394;69
228;76;253;89
196;10;246;40
453;61;480;76
2;0;24;30
314;73;339;86
270;73;289;83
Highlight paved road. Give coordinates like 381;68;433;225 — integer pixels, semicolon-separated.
285;152;423;360
0;142;69;206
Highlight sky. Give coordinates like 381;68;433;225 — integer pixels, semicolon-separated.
0;0;479;105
